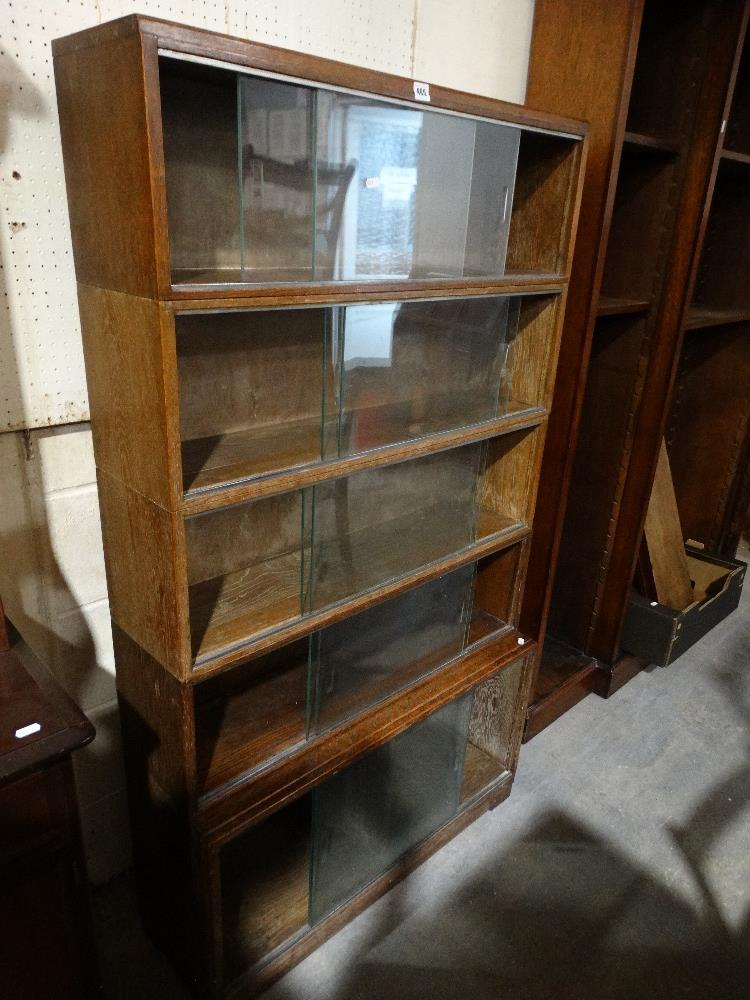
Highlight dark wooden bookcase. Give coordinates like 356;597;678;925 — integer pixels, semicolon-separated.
668;15;750;556
521;0;748;739
53;16;586;995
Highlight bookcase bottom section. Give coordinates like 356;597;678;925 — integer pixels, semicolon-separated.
216;658;525;989
228;774;513;1000
121;646;530;996
222;776;514;998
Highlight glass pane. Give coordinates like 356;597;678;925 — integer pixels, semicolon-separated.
316;92;520;281
185;440;518;659
310;443;501;610
177;308;337;492
186;490;312;660
221;795;311;979
238;75;315;282
309;694;472;923
335;296;521;457
177;296;525;492
309;564;476;735
161;58;528;285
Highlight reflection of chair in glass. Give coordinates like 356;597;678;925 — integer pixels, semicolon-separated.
241;148;356;279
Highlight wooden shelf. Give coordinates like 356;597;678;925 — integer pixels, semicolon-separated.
667;33;750;556
173;267;313;286
532;636;596;700
622;130;680;156
460;743;506;802
524;637;600;741
600;147;679;304
168;271;570;303
691;147;750;324
525;0;748;735
466;607;509;647
720;147;750;166
195;642;308;793
182;397;544;503
685;305;750;330
218;646;521;981
190;553;303;661
173;267;563;287
183;404;545;514
190;508;524;668
596;295;651;318
183;416;324;494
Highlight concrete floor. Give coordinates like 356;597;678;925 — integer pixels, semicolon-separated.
94;551;750;1000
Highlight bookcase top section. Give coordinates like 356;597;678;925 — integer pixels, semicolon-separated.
53;14;587;140
53;14;587;303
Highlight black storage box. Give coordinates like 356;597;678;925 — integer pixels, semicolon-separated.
621;545;746;667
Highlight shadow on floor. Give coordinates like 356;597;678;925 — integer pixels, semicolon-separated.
93;790;750;1000
93;597;750;1000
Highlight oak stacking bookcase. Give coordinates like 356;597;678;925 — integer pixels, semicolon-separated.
52;16;586;996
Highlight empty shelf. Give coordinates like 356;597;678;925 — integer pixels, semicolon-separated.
189;507;520;662
685;306;750;330
532;636;598;702
460;742;507;802
311;504;515;610
196;605;508;794
190;552;305;659
182;397;538;496
720;148;750;167
172;266;315;286
183;417;324;492
597;296;651;317
622;130;680;156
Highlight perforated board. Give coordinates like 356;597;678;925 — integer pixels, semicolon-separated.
0;0;532;432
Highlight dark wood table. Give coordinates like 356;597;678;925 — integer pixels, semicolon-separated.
0;611;100;997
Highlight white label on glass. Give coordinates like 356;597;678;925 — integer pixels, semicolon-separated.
15;722;41;739
344;302;397;368
413;80;431;102
379;166;417;202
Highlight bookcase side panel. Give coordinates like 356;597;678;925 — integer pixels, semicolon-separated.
78;284;181;510
113;625;200;983
98;470;190;678
520;0;643;686
53;29;161;298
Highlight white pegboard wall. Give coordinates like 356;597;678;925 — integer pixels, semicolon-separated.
0;2;228;433
414;0;534;105
2;2;86;432
225;1;416;75
0;0;533;432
